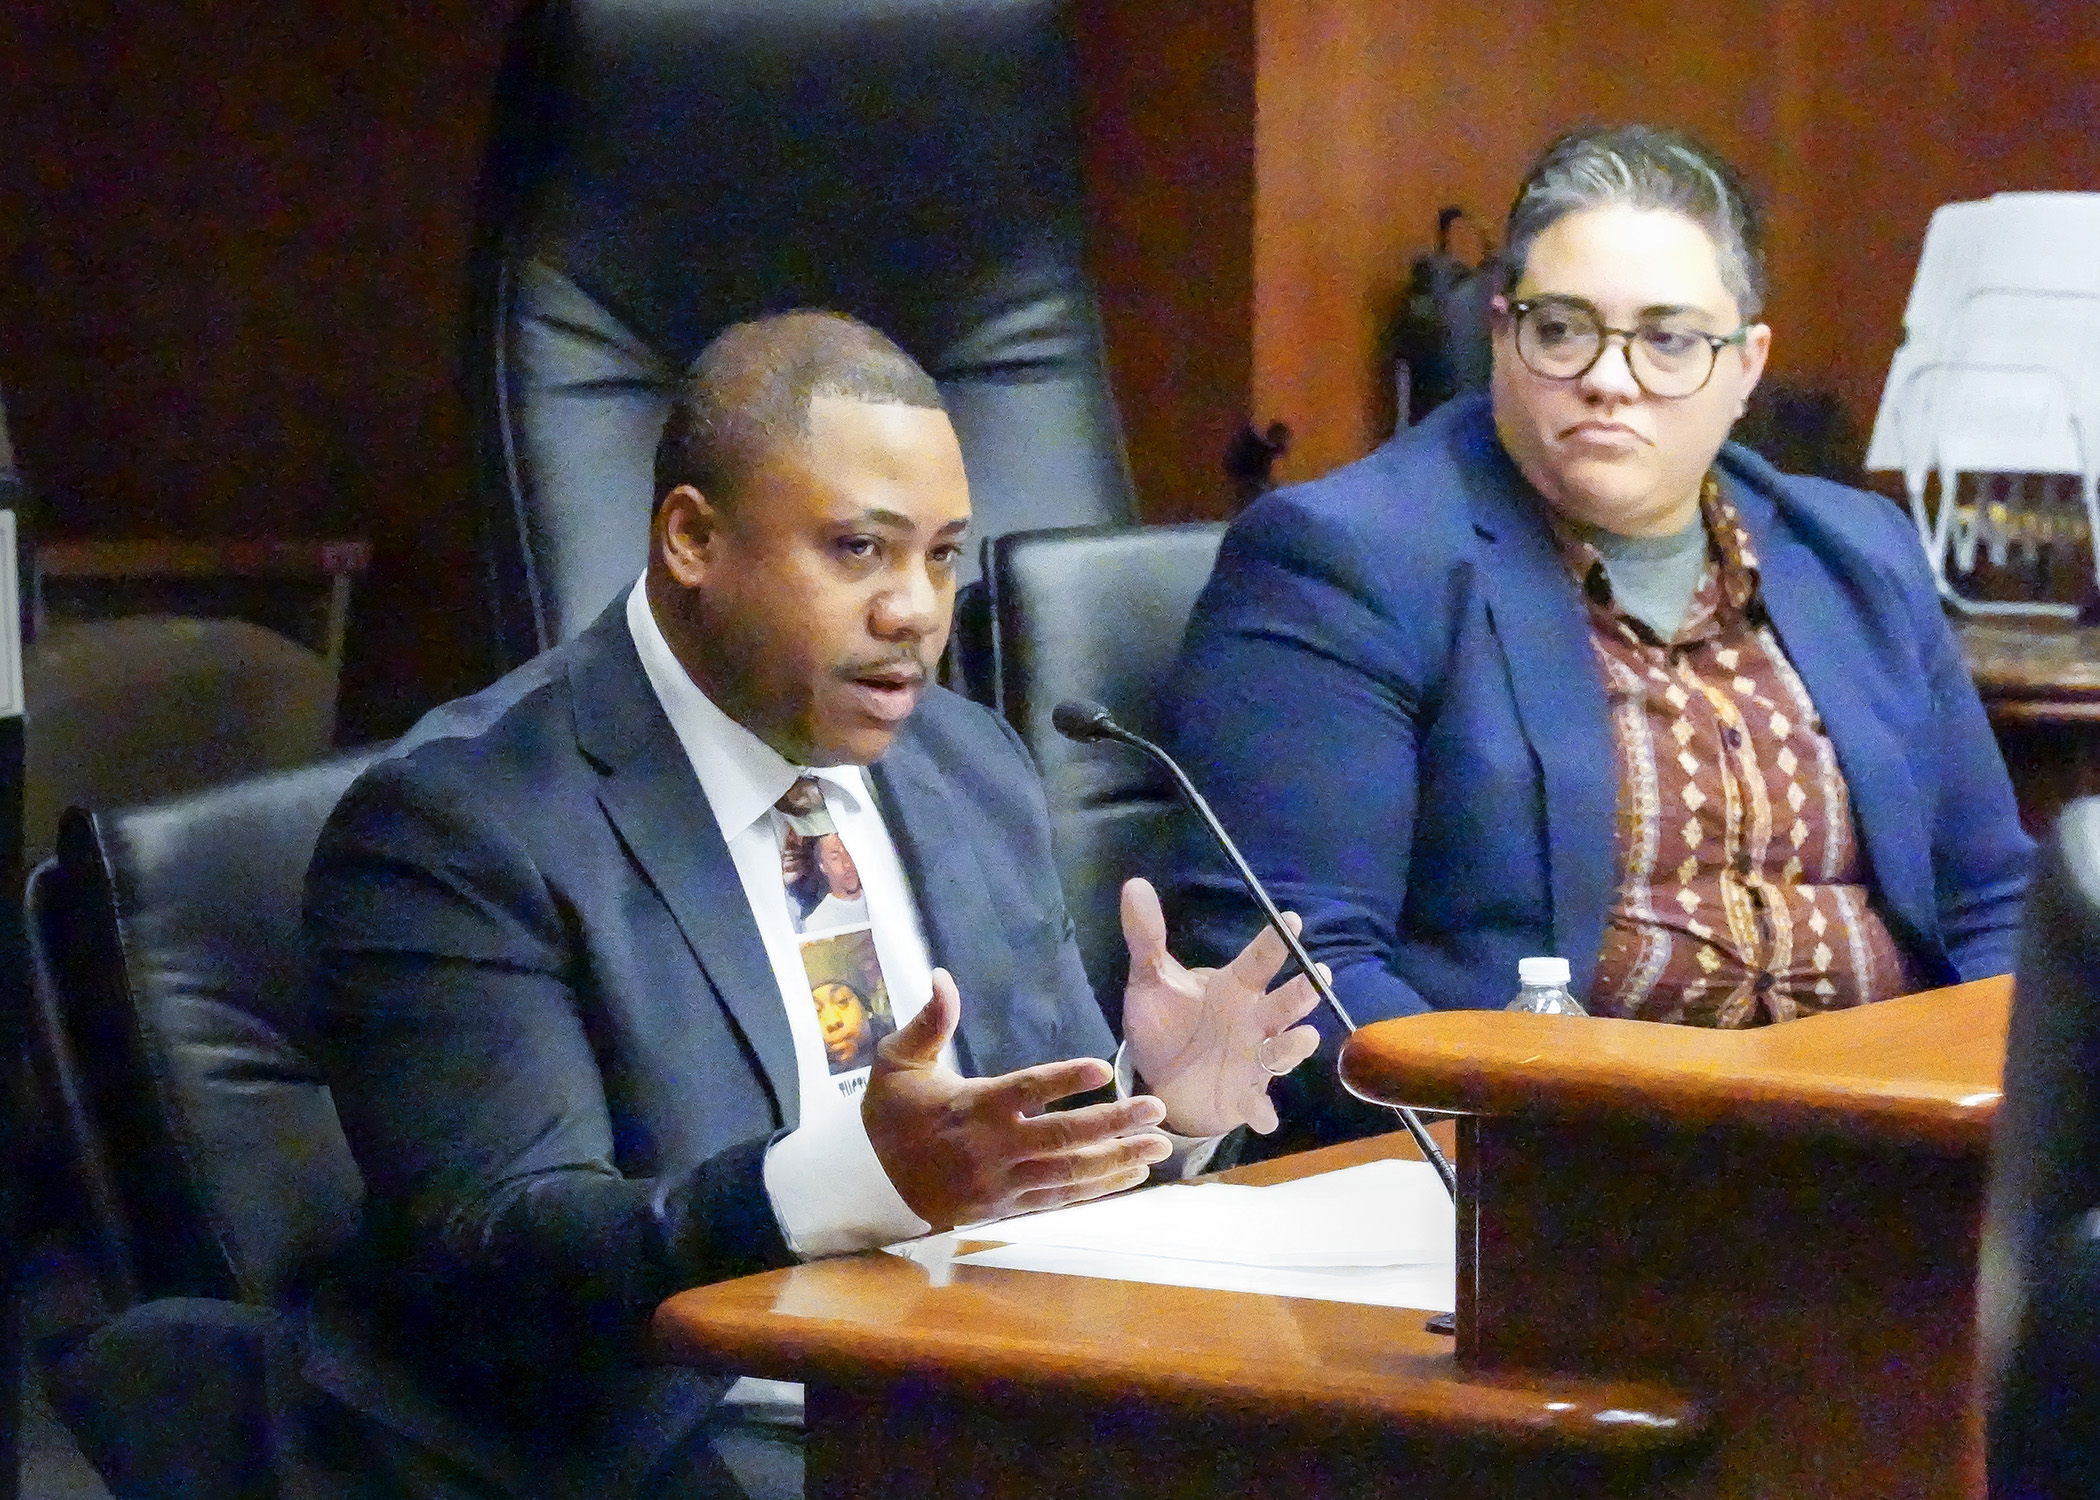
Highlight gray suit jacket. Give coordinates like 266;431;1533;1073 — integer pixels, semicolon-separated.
302;599;1112;1496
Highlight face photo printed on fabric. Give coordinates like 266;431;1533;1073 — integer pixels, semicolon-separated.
798;929;895;1089
777;780;871;934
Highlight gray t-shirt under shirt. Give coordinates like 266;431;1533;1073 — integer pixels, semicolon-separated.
1571;513;1710;641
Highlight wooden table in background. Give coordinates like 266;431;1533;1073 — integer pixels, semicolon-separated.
1961;619;2100;835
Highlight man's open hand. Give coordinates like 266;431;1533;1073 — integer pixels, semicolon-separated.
863;968;1173;1231
1120;877;1322;1137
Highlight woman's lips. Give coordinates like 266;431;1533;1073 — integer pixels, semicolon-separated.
1561;421;1645;451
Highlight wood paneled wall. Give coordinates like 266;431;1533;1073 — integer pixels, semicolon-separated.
0;0;1249;735
1;1;2094;728
1254;0;2100;487
1077;0;1255;523
0;1;511;736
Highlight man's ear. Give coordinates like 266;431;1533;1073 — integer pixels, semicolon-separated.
655;484;722;588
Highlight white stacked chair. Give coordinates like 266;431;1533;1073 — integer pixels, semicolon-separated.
1866;193;2100;617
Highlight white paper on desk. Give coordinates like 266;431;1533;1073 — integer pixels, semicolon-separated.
949;1243;1457;1313
968;1158;1453;1268
927;1158;1457;1312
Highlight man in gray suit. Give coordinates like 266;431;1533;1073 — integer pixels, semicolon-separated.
305;311;1321;1499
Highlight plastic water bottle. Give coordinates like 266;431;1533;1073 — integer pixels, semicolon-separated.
1506;956;1587;1015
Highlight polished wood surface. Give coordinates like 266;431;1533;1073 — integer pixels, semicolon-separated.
1339;976;2009;1150
1343;985;2008;1499
1454;1115;1986;1499
8;1;2097;733
1959;617;2100;834
655;1128;1698;1448
657;980;2004;1497
657;1220;1691;1447
656;1128;1712;1498
1963;621;2100;701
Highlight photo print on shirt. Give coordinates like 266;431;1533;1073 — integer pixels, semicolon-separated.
778;782;871;935
797;928;895;1088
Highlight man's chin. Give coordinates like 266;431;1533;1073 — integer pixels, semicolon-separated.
802;682;924;764
803;720;905;768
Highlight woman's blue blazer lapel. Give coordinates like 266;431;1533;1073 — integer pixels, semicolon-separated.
1453;415;1621;995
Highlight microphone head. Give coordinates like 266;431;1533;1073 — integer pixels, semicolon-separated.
1051;699;1118;743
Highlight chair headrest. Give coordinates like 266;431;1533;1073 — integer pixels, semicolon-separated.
985;522;1226;1015
513;0;1091;369
989;522;1226;803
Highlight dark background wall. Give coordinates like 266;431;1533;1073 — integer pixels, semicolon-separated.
1;0;2095;738
0;3;499;737
0;1;505;739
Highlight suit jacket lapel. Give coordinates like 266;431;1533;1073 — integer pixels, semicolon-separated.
868;741;1021;1079
1457;413;1621;992
567;606;801;1126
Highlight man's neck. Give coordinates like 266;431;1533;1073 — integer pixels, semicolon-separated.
643;564;788;758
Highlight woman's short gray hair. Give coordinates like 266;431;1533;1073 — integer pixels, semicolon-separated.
1503;125;1767;321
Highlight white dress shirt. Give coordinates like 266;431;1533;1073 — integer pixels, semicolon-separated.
626;577;1225;1263
627;578;937;1255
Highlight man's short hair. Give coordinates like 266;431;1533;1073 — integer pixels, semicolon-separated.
1503;125;1767;321
653;311;946;509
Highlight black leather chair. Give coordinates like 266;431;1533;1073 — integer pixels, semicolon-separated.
22;751;382;1498
466;0;1136;688
985;522;1225;1022
1984;797;2100;1498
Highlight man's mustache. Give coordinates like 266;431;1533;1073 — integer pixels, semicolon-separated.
836;654;929;684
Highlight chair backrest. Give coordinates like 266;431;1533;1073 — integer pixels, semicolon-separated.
25;750;382;1308
466;0;1135;671
1983;796;2100;1495
22;616;339;866
987;522;1225;1017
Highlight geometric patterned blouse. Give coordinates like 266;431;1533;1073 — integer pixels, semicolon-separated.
1554;477;1912;1027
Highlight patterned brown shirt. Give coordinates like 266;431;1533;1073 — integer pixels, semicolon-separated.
1553;478;1910;1027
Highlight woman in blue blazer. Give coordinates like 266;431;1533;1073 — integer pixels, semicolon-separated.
1169;125;2032;1149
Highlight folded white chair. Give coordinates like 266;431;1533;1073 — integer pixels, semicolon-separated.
1867;193;2100;616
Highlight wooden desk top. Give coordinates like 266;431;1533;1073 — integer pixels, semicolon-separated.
652;1134;1704;1456
1960;619;2100;704
1339;976;2010;1152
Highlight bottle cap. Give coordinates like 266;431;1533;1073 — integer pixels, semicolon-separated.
1518;956;1572;987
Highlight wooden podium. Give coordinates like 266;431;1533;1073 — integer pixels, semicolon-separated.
653;978;2006;1498
1339;975;2008;1499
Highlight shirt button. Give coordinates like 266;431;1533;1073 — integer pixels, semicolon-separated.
1724;726;1743;749
1733;852;1752;877
1755;972;1775;993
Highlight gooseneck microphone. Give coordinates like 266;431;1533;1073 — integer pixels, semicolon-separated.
1051;699;1456;1200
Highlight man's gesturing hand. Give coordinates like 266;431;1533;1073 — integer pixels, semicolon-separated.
863;968;1173;1231
1120;877;1322;1138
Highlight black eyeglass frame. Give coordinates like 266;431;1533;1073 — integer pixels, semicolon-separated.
1507;297;1752;398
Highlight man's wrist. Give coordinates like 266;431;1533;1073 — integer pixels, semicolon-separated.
764;1101;931;1257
